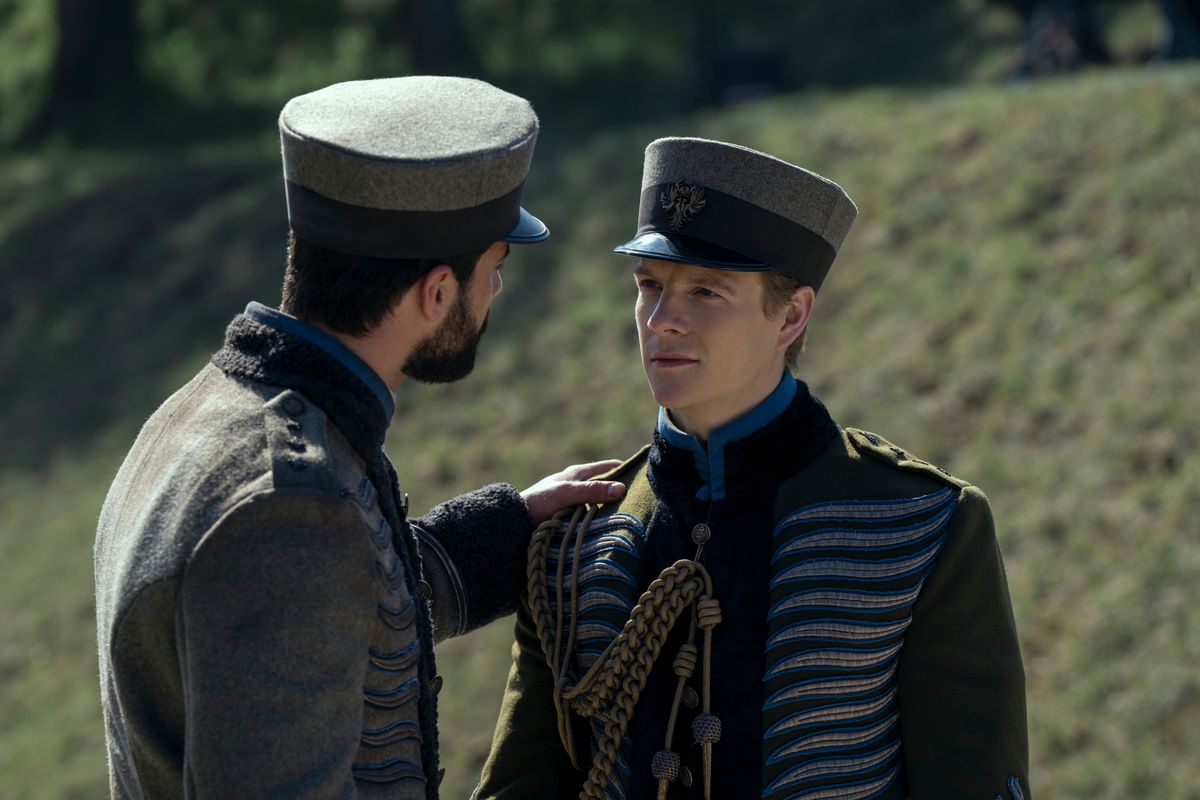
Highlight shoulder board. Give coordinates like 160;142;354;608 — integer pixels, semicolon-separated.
587;445;653;517
262;389;337;492
597;445;652;484
845;427;969;490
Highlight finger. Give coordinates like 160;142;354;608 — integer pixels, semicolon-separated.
547;479;626;505
574;480;627;502
563;459;624;481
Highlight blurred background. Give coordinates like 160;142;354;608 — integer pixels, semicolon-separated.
1;1;1198;797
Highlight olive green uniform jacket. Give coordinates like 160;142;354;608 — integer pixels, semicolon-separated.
95;313;533;799
478;382;1028;800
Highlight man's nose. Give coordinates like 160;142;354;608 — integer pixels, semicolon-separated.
647;293;687;335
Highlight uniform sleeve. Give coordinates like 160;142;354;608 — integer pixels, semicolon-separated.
412;483;535;641
474;597;586;799
897;485;1031;799
177;489;377;799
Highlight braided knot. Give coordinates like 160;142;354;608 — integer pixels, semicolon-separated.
651;750;681;781
692;713;722;744
696;596;723;630
673;644;699;677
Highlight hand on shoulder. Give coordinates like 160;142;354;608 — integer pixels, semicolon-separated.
520;460;627;523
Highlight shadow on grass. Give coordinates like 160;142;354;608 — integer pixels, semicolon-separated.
0;154;287;471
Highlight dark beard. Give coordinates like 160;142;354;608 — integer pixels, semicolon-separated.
402;293;488;384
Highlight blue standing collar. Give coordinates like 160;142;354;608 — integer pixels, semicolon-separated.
244;301;395;423
657;372;798;502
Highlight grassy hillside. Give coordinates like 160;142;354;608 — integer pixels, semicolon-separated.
2;65;1198;799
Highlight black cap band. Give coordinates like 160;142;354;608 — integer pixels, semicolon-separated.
636;182;838;289
286;180;526;259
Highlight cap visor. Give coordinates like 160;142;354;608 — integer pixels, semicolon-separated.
612;232;769;270
506;207;550;244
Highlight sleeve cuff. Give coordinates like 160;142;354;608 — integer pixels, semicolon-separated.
413;483;534;636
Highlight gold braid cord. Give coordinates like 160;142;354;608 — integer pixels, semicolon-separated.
527;507;720;800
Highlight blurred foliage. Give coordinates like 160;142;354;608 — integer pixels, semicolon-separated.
3;0;1176;147
0;0;57;143
138;0;410;107
2;0;1040;147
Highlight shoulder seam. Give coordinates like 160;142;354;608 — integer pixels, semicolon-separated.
107;483;281;619
845;427;970;490
186;486;361;562
601;445;651;483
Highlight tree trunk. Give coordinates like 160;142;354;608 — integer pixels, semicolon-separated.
19;0;142;144
693;0;720;107
406;0;465;73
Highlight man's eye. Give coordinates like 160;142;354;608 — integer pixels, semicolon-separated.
637;279;660;289
694;287;719;298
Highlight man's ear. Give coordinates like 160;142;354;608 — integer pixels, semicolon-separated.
778;284;816;351
415;264;456;323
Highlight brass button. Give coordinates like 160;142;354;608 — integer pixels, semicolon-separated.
683;687;699;709
417;580;432;601
680;766;693;787
690;524;711;545
432;675;444;695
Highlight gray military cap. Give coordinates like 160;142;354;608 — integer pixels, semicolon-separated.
613;137;856;290
280;76;548;260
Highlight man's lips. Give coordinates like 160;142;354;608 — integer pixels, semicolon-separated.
650;353;698;367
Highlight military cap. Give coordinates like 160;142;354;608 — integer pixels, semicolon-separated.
613;137;856;290
279;76;548;260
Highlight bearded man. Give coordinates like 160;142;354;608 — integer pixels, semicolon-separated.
94;76;625;799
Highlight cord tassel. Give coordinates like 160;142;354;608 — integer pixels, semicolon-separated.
694;596;722;800
528;509;718;800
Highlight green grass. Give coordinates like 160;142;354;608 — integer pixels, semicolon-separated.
2;65;1199;799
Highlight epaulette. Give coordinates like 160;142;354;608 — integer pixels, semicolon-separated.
594;445;653;515
600;445;652;483
845;427;970;490
262;389;337;492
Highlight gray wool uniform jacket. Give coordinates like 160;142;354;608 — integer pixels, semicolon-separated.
95;311;534;799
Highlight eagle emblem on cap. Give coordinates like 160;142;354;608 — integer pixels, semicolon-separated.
660;181;707;231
